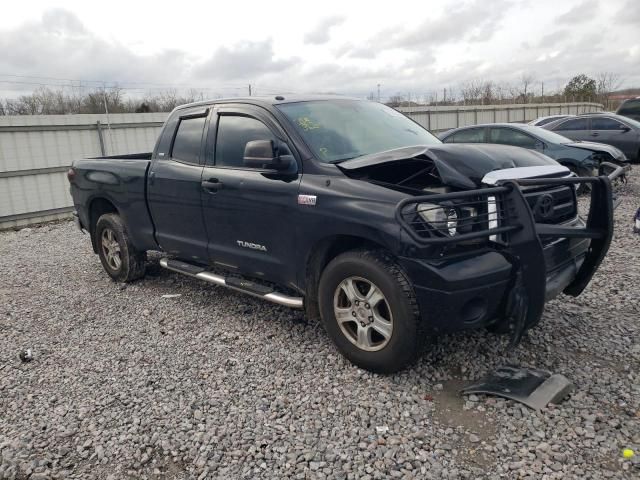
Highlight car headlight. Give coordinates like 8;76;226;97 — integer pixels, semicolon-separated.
417;203;459;236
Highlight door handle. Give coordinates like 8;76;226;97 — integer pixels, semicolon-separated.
590;132;599;136
148;171;156;186
201;178;223;192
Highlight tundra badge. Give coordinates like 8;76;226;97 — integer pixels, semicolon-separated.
237;240;267;252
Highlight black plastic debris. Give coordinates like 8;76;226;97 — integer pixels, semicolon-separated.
19;349;33;363
461;365;574;411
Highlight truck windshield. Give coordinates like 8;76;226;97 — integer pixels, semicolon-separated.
277;100;441;163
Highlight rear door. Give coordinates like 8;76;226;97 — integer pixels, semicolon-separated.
589;116;636;158
147;107;209;261
550;117;590;141
200;105;302;286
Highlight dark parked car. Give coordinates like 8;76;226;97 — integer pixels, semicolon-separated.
440;123;629;176
543;113;640;162
528;115;573;127
68;96;620;373
616;97;640;122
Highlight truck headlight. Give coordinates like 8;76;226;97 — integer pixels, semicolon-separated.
417;203;459;236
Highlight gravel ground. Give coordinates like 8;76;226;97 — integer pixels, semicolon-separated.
1;176;639;480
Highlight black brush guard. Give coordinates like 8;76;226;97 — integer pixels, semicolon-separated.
395;162;625;344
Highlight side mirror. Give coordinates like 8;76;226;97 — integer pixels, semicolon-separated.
619;125;631;132
534;140;545;150
243;139;294;171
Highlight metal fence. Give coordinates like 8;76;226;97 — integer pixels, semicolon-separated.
0;113;166;229
397;101;603;132
0;102;602;229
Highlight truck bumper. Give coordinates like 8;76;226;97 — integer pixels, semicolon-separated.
399;237;589;334
395;163;622;339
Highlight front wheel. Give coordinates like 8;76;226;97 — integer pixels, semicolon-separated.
95;213;146;283
317;250;423;373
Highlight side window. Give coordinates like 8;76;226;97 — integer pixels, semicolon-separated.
554;118;588;131
450;128;484;143
489;128;537;148
171;117;206;164
215;115;276;168
591;118;626;130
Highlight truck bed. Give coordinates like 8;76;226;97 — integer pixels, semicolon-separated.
71;153;157;252
89;152;153;161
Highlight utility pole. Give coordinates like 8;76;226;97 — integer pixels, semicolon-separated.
443;88;447;104
377;83;381;102
541;81;544;103
102;82;114;155
248;84;252;96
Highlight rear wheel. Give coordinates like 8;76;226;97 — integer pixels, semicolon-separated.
317;250;423;373
95;213;146;282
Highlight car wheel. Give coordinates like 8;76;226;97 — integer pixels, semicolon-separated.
317;250;423;373
95;213;146;283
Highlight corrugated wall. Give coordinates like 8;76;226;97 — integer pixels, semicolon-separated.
0;112;167;228
0;103;602;229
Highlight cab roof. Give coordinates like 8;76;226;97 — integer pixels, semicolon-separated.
175;94;364;111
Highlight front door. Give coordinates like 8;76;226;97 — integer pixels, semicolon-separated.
552;117;590;142
147;108;209;261
589;116;637;159
200;107;301;286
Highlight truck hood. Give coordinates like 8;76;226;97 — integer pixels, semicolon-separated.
564;141;626;160
338;144;560;189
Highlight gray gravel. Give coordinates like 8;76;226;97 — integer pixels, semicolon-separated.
1;175;639;479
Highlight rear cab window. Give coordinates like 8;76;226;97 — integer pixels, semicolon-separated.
171;116;207;164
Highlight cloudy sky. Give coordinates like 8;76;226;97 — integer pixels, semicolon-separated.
1;0;638;100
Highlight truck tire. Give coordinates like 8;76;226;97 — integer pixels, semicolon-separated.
317;250;423;373
95;213;146;283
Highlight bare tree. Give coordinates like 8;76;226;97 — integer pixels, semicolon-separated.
595;72;622;110
518;73;536;103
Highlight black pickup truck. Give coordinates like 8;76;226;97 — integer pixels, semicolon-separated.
68;95;622;373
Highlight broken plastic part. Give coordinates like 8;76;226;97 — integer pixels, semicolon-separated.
461;365;574;411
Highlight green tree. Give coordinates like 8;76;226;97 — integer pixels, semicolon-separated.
563;74;597;100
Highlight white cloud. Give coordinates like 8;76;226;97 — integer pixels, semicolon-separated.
0;0;637;100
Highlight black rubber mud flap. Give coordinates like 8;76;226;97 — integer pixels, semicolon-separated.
461;365;574;411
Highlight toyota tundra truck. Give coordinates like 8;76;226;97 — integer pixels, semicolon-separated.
68;96;622;373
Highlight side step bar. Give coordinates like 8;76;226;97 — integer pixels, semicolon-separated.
159;258;304;309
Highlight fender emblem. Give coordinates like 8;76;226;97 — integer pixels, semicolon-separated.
298;194;317;206
236;240;267;252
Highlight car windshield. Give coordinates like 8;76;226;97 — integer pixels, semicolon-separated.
521;125;574;144
276;100;441;163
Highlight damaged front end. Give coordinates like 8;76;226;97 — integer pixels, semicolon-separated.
395;164;623;344
340;146;622;344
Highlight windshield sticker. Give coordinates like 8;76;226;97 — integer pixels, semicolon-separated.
297;117;321;131
318;147;329;158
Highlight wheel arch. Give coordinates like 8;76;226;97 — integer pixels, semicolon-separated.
88;197;119;253
304;234;393;301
